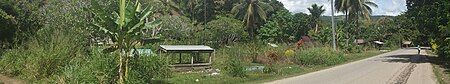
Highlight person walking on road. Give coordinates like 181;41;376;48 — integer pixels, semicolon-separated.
417;45;421;55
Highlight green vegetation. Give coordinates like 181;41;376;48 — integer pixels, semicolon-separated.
203;16;248;47
308;4;325;33
232;0;274;39
432;64;447;84
294;47;346;66
0;0;448;83
403;0;449;60
89;0;162;83
259;10;310;42
166;44;381;84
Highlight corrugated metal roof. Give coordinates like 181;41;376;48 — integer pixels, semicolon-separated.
159;45;214;53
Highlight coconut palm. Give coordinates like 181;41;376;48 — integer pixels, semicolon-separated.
308;4;326;33
335;0;378;21
231;0;273;39
335;0;378;37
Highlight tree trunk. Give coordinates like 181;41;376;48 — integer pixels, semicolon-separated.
314;23;319;33
118;52;124;84
125;51;130;83
118;49;131;84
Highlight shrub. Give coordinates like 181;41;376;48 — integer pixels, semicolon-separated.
201;16;247;47
127;55;172;83
0;28;88;81
0;28;171;83
294;47;345;66
58;47;117;83
222;48;247;77
259;20;282;42
437;22;450;59
259;10;310;42
284;49;295;57
52;47;171;83
263;65;277;74
158;15;197;41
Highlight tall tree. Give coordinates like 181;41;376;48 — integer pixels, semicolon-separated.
171;0;214;24
195;0;215;24
335;0;378;21
0;0;43;46
261;0;288;15
174;0;198;19
214;0;241;15
232;0;273;39
404;0;450;59
158;0;182;15
307;4;325;33
334;0;378;37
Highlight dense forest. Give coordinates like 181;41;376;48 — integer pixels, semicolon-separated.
0;0;449;83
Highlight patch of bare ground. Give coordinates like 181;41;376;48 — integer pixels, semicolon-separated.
0;74;24;84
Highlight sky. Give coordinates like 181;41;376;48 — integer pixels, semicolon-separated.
278;0;408;16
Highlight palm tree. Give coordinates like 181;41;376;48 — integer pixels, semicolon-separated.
335;0;378;21
231;0;273;39
308;4;326;33
335;0;378;37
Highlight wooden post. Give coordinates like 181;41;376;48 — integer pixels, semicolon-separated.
209;52;212;63
179;53;182;63
191;55;194;65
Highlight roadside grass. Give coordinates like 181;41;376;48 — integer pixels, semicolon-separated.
166;45;383;84
428;50;450;84
432;64;447;84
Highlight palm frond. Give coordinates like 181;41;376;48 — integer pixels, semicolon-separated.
255;4;268;21
365;1;378;8
143;19;162;30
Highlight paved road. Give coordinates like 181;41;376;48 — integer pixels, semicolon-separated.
267;49;437;84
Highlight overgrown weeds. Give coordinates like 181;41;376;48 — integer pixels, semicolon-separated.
294;47;346;66
0;28;171;83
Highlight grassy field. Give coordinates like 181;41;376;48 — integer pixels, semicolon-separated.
165;50;382;84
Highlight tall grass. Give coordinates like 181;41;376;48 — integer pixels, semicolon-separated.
0;28;171;83
294;47;346;66
0;29;88;81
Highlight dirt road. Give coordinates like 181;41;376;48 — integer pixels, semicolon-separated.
267;49;437;84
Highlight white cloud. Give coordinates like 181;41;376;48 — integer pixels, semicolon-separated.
278;0;407;16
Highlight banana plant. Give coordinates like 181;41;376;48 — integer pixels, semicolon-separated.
89;0;161;83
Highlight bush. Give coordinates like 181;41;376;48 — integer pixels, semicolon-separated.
259;20;283;42
54;47;171;83
259;10;310;42
200;16;247;47
0;28;171;83
222;48;247;77
127;55;172;83
437;22;450;59
294;47;345;66
0;29;88;81
158;16;197;41
59;47;117;83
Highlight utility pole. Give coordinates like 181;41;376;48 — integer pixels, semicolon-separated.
331;0;337;50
